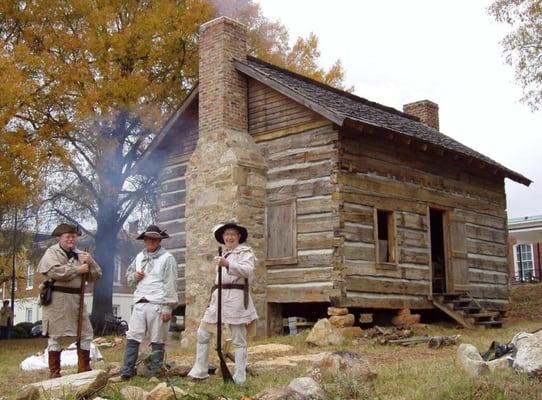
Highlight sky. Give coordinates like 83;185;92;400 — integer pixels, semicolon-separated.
257;0;542;219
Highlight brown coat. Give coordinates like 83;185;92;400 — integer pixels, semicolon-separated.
0;305;12;326
37;243;102;338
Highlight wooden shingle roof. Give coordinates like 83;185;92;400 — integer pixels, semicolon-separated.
235;56;531;186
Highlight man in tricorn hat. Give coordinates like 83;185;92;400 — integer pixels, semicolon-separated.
188;222;258;385
120;225;178;380
37;223;102;378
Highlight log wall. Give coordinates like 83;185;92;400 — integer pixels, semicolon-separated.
157;128;198;306
338;128;509;310
248;78;340;303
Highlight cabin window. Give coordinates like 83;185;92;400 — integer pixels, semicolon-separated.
514;244;534;281
375;209;397;265
267;199;297;265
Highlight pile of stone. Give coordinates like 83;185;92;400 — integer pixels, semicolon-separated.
120;382;186;400
391;308;421;327
305;307;363;347
457;329;542;378
363;325;414;345
254;350;376;400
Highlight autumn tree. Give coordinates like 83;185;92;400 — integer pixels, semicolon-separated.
0;0;348;329
489;0;542;110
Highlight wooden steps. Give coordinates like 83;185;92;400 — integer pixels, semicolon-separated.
432;292;503;329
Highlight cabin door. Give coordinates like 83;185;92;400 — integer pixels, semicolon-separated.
429;209;446;293
445;213;470;292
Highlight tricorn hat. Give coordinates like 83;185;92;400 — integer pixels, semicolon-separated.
136;225;170;240
213;222;248;245
51;223;82;237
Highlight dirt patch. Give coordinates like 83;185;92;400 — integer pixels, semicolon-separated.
508;284;542;321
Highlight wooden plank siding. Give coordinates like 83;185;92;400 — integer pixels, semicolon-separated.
338;128;510;310
157;128;199;306
248;78;341;303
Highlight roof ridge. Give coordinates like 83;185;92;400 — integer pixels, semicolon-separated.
247;55;421;123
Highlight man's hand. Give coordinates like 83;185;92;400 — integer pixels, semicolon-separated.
214;256;229;268
161;312;172;323
134;271;145;282
80;252;91;264
78;264;89;274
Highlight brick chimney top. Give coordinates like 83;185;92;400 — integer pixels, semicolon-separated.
403;100;439;131
198;16;248;137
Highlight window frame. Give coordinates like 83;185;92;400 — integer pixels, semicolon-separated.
25;307;33;322
373;208;398;268
514;243;534;280
113;255;122;286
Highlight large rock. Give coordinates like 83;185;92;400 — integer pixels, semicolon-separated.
288;377;326;400
166;363;192;377
147;382;186;400
456;344;489;378
488;357;511;372
120;386;149;400
249;344;296;356
513;330;542;376
15;386;40;400
305;319;344;347
327;307;348;316
328;314;355;328
254;387;305;400
252;353;326;373
314;351;376;381
22;370;108;399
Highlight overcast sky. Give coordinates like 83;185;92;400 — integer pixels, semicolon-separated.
257;0;542;219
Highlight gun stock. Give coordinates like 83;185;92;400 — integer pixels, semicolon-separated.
216;246;233;382
76;247;89;350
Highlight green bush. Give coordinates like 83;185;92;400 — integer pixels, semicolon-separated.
10;325;29;339
15;322;34;337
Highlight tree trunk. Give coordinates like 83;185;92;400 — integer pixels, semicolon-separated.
90;204;120;333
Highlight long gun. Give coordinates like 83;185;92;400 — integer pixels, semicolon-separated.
216;246;233;382
76;247;89;351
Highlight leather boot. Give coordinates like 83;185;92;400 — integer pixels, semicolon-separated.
120;339;140;380
48;351;61;379
77;348;92;373
148;342;165;377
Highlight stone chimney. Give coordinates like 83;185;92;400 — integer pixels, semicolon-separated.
403;100;439;131
184;17;267;345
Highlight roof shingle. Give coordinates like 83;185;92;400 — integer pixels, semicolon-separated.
237;56;530;186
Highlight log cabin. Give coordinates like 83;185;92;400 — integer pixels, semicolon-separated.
141;17;531;336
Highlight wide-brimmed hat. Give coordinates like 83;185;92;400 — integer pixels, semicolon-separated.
136;225;170;240
213;222;248;244
51;223;82;237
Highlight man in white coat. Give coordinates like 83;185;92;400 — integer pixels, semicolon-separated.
120;225;178;380
188;222;258;385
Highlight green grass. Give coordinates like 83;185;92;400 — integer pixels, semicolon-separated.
1;319;541;399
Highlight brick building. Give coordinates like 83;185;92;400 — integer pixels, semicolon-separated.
508;215;542;282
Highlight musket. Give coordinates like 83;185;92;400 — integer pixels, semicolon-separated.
216;246;233;382
76;246;89;351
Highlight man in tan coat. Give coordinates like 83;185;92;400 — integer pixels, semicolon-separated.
0;300;13;339
188;222;258;384
37;223;102;378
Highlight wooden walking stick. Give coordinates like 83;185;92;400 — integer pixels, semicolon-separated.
216;246;233;382
76;247;89;351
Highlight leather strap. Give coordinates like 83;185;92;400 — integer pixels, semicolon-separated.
51;286;80;294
